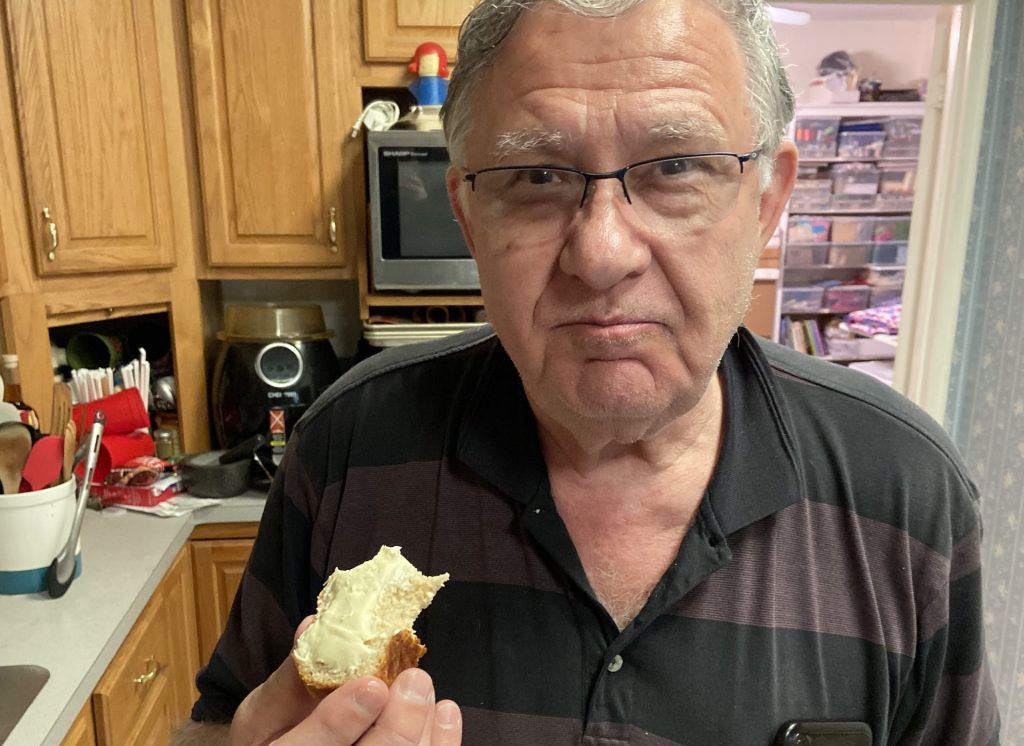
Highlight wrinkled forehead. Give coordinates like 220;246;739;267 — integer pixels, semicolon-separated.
468;0;752;160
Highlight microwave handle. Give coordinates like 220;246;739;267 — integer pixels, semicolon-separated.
328;206;338;253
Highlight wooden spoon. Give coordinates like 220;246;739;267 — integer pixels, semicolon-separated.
0;421;32;494
50;382;72;437
61;420;77;485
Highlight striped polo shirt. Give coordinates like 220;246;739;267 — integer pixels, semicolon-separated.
192;326;999;745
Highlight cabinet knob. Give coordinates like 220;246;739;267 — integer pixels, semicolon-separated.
42;207;59;261
328;207;338;254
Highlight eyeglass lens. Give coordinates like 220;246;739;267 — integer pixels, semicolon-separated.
469;154;745;237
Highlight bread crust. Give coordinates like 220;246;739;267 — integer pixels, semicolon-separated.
294;628;428;696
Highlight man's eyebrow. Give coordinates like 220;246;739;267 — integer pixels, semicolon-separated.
648;119;728;146
491;129;568;160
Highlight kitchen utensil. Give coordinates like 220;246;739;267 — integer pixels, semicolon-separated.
61;421;76;484
181;450;251;498
21;435;64;493
0;422;32;495
50;383;71;437
46;412;103;598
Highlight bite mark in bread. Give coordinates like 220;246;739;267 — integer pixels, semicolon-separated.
292;546;447;694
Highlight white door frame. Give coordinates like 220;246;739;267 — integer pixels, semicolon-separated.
894;0;999;424
792;0;1000;423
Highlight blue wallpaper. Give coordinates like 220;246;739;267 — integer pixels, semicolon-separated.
947;0;1024;742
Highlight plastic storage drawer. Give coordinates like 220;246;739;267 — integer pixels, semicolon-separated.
780;287;825;313
878;165;916;209
831;217;876;243
837;131;886;159
873;217;912;242
869;287;903;307
785;245;829;266
787;216;831;243
866;266;906;288
828;243;874;266
794;117;840;158
872;242;908;265
790;179;832;211
884;118;923;158
822;285;870;313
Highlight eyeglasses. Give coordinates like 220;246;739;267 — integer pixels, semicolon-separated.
462;150;761;238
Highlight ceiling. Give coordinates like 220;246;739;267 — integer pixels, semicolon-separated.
772;3;943;22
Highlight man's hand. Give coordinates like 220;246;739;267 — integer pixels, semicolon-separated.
230;618;461;745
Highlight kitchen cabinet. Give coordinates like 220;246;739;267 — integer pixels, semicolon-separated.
91;545;199;746
60;703;95;746
362;0;472;63
4;0;178;275
191;524;258;665
187;0;352;269
0;1;211;450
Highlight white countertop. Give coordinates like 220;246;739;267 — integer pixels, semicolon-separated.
0;494;268;746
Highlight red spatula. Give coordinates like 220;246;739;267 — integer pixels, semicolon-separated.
21;434;65;492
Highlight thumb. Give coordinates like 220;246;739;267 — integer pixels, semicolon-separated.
230;617;319;746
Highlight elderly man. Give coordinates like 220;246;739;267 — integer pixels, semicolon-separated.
179;0;998;744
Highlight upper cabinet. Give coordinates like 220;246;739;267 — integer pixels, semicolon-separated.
362;0;474;62
5;0;177;275
187;0;350;268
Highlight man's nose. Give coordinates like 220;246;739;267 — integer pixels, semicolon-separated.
558;181;651;290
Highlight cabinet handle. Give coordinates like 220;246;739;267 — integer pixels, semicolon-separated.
133;656;161;685
328;207;338;253
42;207;58;261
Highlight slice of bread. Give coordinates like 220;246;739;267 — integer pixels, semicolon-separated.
292;546;448;695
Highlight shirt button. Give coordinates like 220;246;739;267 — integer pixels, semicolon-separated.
607;655;623;673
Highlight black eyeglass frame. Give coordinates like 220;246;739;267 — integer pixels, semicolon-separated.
462;150;763;209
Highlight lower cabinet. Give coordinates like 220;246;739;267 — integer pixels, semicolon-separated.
61;544;199;746
58;525;258;746
191;526;258;664
93;545;199;746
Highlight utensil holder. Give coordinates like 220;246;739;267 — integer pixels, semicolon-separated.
0;479;80;595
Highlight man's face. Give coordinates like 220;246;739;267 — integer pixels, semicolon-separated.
449;0;794;439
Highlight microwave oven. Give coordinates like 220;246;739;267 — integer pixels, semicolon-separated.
366;130;479;292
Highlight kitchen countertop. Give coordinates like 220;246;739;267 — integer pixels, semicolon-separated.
0;493;268;746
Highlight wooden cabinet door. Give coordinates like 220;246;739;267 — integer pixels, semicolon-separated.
187;0;349;268
5;0;176;275
192;538;255;664
363;0;474;62
92;546;199;746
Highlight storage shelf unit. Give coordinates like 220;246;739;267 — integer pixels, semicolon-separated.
775;102;924;364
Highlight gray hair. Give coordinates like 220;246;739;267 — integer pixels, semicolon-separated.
441;0;794;190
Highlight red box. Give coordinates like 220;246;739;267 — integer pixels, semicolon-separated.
89;476;181;508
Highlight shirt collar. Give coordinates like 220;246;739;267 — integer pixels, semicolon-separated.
455;327;803;536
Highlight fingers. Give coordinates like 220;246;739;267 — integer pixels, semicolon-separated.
270;676;390;745
272;669;454;746
430;700;463;746
364;668;436;744
232;616;461;746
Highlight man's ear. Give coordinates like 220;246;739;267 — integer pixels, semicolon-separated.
446;166;477;258
758;141;798;248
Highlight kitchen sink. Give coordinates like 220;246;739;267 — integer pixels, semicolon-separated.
0;665;49;743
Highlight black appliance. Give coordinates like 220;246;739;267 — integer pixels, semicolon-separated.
211;304;342;460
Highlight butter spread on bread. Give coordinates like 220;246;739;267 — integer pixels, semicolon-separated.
292;546;448;694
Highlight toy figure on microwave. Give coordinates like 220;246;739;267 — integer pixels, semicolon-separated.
408;41;450;106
